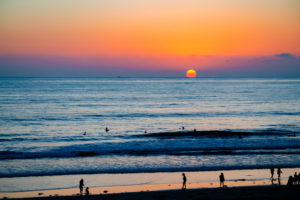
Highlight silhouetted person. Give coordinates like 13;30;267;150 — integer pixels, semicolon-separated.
287;176;293;187
144;130;147;133
182;126;185;130
270;167;274;178
293;172;298;185
83;131;86;135
182;173;187;190
219;173;225;188
194;128;197;132
85;187;89;195
297;172;300;185
277;168;282;179
79;179;84;195
105;127;109;132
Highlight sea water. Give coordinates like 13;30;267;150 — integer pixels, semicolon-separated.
0;77;300;179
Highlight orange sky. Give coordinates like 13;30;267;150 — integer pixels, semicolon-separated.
1;0;300;56
0;0;300;77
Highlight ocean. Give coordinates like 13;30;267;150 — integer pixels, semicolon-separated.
0;77;300;178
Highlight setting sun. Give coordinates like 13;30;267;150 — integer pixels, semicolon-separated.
186;69;197;78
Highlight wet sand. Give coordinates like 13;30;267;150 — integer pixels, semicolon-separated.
0;179;292;199
4;185;300;200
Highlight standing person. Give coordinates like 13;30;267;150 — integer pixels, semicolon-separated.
293;172;298;185
85;187;90;196
287;176;293;187
219;173;225;188
270;167;274;178
79;179;84;195
182;173;187;190
277;167;282;179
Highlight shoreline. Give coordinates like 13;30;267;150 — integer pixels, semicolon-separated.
2;163;300;178
1;168;299;199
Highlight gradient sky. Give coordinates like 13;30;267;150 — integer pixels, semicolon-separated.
0;0;299;77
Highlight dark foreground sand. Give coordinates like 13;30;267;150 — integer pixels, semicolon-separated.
10;185;300;200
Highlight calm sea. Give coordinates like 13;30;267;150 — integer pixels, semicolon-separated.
0;77;300;177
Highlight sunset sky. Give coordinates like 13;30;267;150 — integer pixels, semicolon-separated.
0;0;300;77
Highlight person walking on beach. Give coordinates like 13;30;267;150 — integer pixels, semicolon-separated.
79;179;84;195
277;167;282;179
270;167;274;178
182;173;187;190
219;173;225;188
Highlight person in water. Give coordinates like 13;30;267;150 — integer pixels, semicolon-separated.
182;173;187;190
219;173;225;188
79;179;84;195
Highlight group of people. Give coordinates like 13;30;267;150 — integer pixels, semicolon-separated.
270;167;282;179
79;172;226;195
79;179;89;196
182;172;226;190
287;172;300;187
83;127;109;136
80;168;298;194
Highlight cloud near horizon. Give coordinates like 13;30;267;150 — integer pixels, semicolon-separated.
275;53;295;59
0;53;299;77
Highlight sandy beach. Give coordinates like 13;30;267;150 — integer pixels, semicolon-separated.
1;168;300;199
3;185;300;200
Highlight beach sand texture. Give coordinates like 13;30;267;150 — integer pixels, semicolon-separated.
2;168;299;199
5;185;300;200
